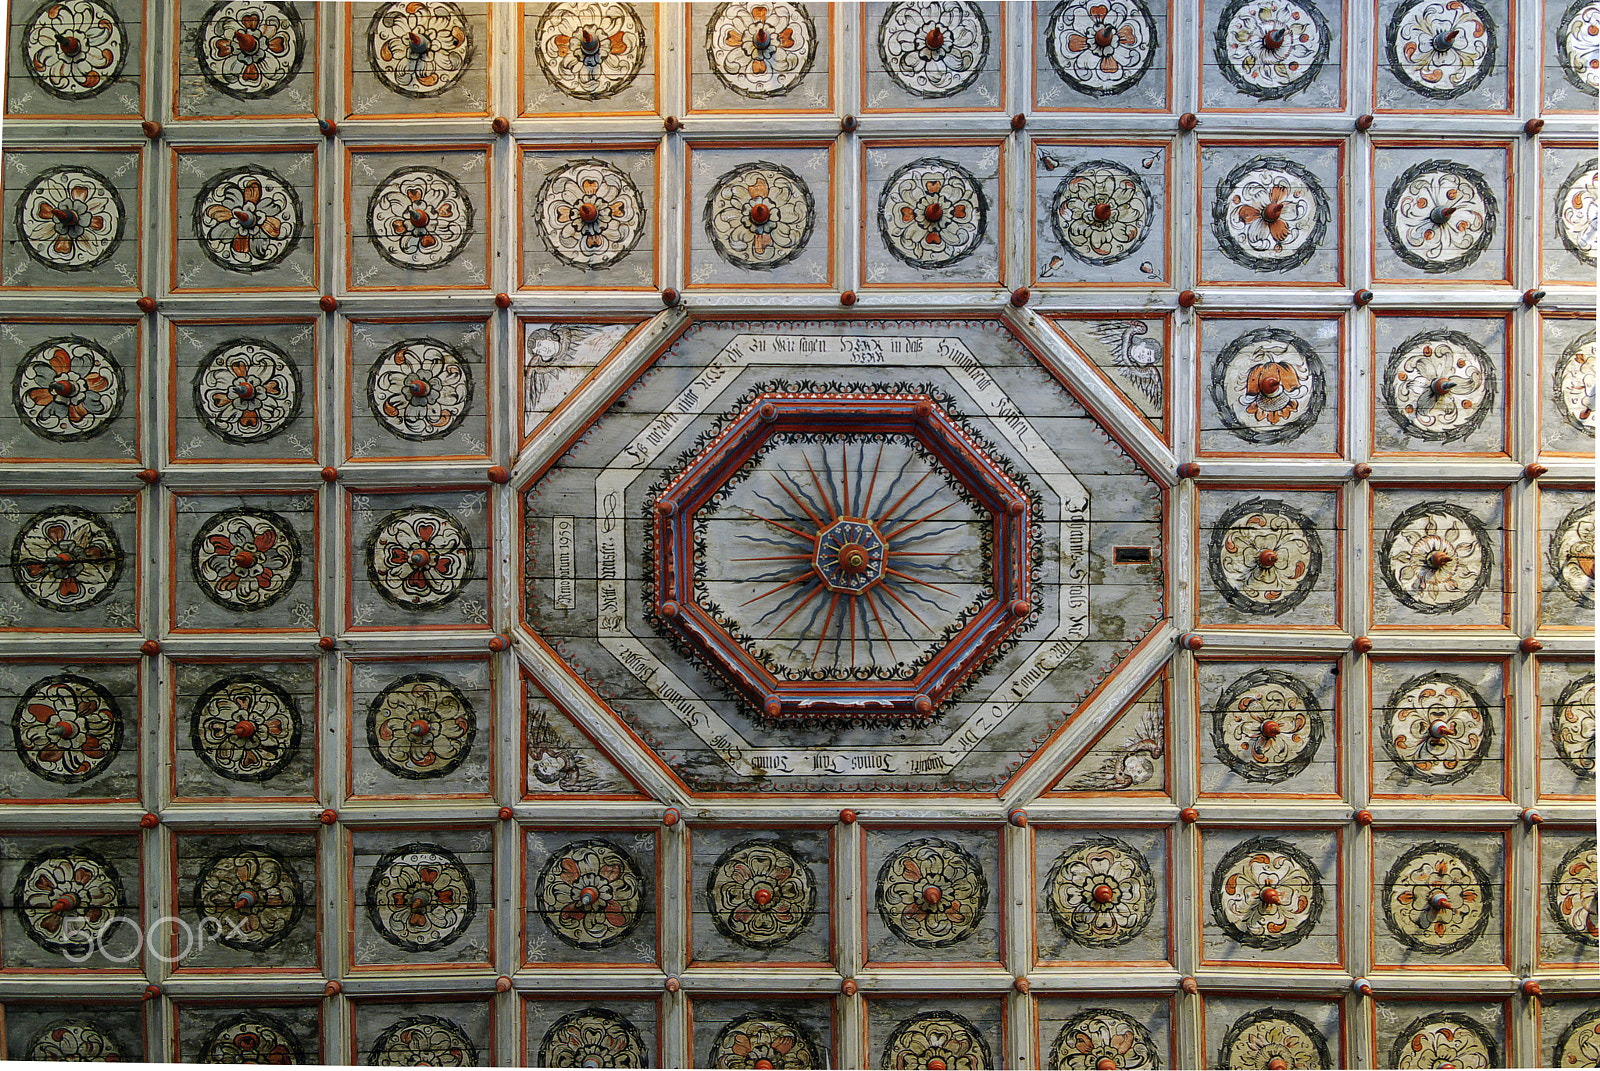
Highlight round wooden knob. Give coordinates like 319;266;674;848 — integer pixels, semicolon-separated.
1180;977;1199;995
1522;979;1542;997
1010;287;1030;307
1177;462;1200;478
491;116;510;135
1525;118;1545;137
1267;1059;1288;1071
1521;637;1544;655
841;978;858;996
1427;549;1452;569
139;812;159;829
1179;633;1204;651
1177;289;1198;308
663;807;681;827
317;466;337;483
1353;288;1374;307
664;115;681;132
1013;977;1030;993
659;602;679;619
1262;26;1287;50
1257;549;1278;569
1352;636;1373;654
664;976;680;993
319;295;337;313
1010;599;1031;617
1011;113;1026;131
1180;807;1199;824
1260;885;1282;906
141;120;161;140
140;640;161;657
1524;288;1546;307
1352;463;1373;480
1430;377;1455;397
136;296;157;314
1428;891;1452;912
319;808;337;825
498;806;514;821
841;115;857;133
488;466;511;484
661;288;679;307
1178;113;1198;131
143;984;162;1001
1008;809;1028;828
488;634;510;652
1354;809;1373;826
840;290;856;306
496;975;512;993
494;292;511;309
317;636;335;651
318;118;338;137
1353;977;1373;996
1259;719;1281;739
134;469;159;487
324;979;342;996
1524;463;1548;480
1355;114;1374;131
839;808;857;824
1258;375;1281;395
1522;808;1543;827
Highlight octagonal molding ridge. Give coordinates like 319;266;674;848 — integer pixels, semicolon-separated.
1006;306;1178;478
642;381;1045;727
521;317;1167;795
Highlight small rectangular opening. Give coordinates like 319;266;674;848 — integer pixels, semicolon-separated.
1113;546;1153;564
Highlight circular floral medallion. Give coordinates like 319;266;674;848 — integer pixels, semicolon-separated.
369;1015;477;1067
535;2;646;100
1213;0;1330;100
876;837;989;949
1379;501;1494;615
1381;330;1497;445
1558;0;1600;96
198;1011;307;1064
1210;327;1327;446
191;507;302;612
535;838;648;950
12;845;126;956
367;338;474;442
20;0;127;100
708;1013;822;1069
190;673;302;782
1551;502;1596;609
1211;669;1325;784
877;157;988;269
367;1;473;98
1210;836;1325;951
193;167;302;274
11;673;123;785
1207;498;1323;617
1217;1009;1330;1070
883;1012;991;1071
1554;330;1596;437
1556;1009;1600;1069
195;844;305;951
705;161;815;271
1381;841;1494;955
365;506;474;611
1211;157;1328;274
1389;1012;1499;1070
365;842;476;953
193;338;303;445
1045;0;1159;97
367;166;474;272
1552;674;1596;778
1383;161;1498;275
1550;840;1599;946
535;159;648;271
1050;161;1153;266
15;165;124;272
26;1018;124;1061
877;1;990;98
705;838;817;950
13;336;125;443
1557;158;1600;267
1048;1008;1161;1070
1044;836;1157;948
194;1;306;100
366;672;477;780
1380;672;1493;785
704;1;817;98
539;1008;649;1068
11;507;124;612
1384;0;1496;100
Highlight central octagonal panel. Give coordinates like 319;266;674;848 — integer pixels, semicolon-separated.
653;392;1038;723
521;320;1165;793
